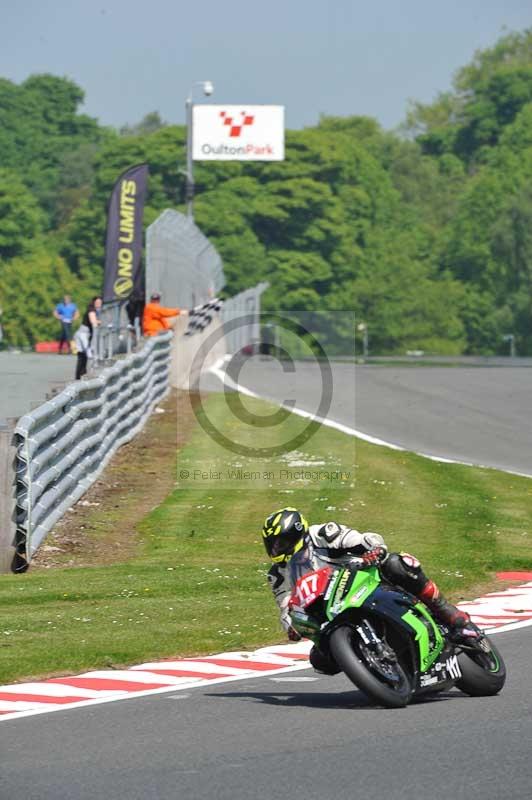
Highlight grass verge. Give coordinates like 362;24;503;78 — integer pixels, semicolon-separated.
1;392;531;683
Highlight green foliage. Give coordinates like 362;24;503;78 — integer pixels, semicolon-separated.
3;29;532;353
347;231;466;354
0;245;86;346
407;29;532;165
0;169;44;259
0;73;110;227
120;111;167;137
2;393;531;682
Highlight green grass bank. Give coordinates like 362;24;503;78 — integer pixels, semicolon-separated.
1;393;531;684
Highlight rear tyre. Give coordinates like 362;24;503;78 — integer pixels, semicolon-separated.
456;637;506;697
330;624;413;708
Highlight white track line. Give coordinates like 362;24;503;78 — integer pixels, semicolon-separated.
72;670;201;685
0;683;122;698
209;357;532;479
0;663;310;723
130;661;263;675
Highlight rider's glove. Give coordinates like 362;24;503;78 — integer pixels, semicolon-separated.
359;547;387;566
287;626;302;642
281;603;302;642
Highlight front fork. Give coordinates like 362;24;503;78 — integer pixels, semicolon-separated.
321;617;396;662
354;619;399;661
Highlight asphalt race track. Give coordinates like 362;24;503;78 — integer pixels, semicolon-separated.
0;353;76;422
225;359;532;475
1;627;530;800
2;358;532;799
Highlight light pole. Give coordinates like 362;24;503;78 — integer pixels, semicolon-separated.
357;322;368;359
502;333;516;358
185;80;214;221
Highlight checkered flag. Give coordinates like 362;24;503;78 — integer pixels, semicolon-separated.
184;298;224;336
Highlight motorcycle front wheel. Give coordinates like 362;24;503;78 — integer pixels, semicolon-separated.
456;635;506;696
329;624;413;708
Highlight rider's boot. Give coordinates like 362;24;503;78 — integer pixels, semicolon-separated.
381;553;481;642
309;645;341;675
419;580;480;641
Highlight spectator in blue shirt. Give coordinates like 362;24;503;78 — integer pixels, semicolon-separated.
53;294;79;354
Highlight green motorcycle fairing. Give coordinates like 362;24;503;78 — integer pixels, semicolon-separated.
317;566;446;674
325;565;382;617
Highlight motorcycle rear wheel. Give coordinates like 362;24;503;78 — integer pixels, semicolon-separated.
330;624;413;708
456;636;506;696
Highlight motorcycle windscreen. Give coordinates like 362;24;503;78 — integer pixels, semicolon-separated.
289;546;316;583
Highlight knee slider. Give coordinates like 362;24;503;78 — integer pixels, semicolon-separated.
398;551;422;576
382;552;426;593
383;552;417;580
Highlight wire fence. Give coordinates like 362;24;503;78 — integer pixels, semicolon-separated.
101;209;263;360
146;209;225;309
221;283;269;354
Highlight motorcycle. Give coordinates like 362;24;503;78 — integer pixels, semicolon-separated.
288;561;506;708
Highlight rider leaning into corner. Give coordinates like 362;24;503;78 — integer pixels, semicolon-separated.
262;508;481;675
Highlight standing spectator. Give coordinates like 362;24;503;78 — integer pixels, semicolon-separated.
142;292;187;337
53;294;79;354
260;322;275;358
126;291;145;329
74;296;102;380
125;290;145;345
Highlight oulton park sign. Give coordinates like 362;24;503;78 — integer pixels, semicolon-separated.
192;105;285;161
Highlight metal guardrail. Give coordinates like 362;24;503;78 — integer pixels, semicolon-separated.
91;322;140;365
12;331;172;571
91;302;142;365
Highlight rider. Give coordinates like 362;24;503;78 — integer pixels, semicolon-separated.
262;507;479;674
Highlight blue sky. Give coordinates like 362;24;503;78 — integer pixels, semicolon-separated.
1;0;531;130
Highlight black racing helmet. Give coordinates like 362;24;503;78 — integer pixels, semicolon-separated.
262;508;309;563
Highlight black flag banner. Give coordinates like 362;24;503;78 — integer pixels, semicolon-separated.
184;298;224;336
102;163;149;304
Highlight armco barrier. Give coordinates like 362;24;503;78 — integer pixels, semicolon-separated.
1;282;267;573
9;331;172;572
0;422;17;572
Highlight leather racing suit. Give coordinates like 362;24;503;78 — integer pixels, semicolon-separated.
267;522;473;673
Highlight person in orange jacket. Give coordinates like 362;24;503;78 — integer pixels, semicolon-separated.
142;292;188;336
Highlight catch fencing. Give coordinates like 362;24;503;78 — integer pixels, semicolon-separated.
77;207;224;365
222;282;269;354
9;332;172;572
146;209;225;308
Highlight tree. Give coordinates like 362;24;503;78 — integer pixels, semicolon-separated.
348;229;466;354
0;74;108;226
120;112;167;137
0;169;43;259
0;247;85;347
405;30;532;165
